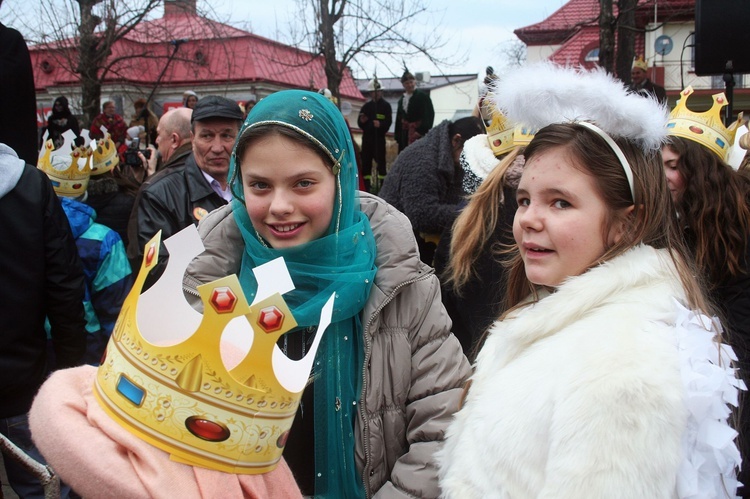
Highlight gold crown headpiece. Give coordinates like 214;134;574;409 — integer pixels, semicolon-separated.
91;131;119;175
94;225;333;474
633;56;649;71
37;131;93;198
667;86;744;160
480;92;536;157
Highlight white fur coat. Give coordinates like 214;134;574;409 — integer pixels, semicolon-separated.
438;245;739;498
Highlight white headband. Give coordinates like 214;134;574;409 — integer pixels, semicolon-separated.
577;121;636;201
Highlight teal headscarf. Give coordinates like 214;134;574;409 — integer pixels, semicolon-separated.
228;90;376;498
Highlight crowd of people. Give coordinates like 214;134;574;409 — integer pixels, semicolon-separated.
3;42;750;499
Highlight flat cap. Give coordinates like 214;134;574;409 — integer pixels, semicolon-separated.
191;95;244;123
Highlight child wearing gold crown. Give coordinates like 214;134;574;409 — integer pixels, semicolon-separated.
29;148;303;495
437;63;743;498
183;89;471;497
662;87;750;493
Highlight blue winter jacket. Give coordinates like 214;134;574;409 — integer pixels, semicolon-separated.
60;197;133;364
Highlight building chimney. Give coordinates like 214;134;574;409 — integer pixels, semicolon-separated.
164;0;197;16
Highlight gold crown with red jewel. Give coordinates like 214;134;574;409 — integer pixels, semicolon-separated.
667;86;744;160
91;132;119;175
94;225;333;474
37;135;93;198
480;92;535;157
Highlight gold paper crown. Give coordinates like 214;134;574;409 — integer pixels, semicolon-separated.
91;132;119;175
667;86;744;160
94;226;333;474
37;138;93;197
480;93;536;157
633;56;649;71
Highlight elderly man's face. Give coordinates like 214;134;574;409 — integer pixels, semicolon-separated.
631;68;647;86
191;118;240;187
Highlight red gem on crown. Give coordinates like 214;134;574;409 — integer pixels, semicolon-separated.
185;416;230;442
145;244;156;266
210;287;237;313
258;306;284;333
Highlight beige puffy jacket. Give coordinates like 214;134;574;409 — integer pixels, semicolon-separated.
183;193;471;498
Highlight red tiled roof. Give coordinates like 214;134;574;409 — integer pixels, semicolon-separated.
547;26;598;66
516;0;694;46
124;11;249;42
30;11;364;100
515;0;600;45
515;0;693;66
547;26;646;67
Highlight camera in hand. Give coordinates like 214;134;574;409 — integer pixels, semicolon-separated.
124;138;151;167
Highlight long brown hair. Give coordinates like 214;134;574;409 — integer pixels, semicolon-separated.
664;136;750;287
445;147;521;292
503;123;709;314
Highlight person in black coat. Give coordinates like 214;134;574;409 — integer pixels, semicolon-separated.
379;117;484;265
0;143;87;498
394;70;434;152
357;77;392;191
86;168;140;248
45;96;81;149
0;17;38;165
85;135;143;249
629;57;667;106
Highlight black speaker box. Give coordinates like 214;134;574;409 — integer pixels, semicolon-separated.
695;0;750;75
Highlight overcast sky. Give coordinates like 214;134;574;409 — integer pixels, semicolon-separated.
3;0;566;78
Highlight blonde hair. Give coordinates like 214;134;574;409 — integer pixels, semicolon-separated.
445;147;521;292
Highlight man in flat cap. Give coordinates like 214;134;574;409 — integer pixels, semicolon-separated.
127;96;243;279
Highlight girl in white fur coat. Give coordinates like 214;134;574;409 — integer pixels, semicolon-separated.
438;64;743;499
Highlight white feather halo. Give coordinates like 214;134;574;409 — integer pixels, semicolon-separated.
490;62;669;152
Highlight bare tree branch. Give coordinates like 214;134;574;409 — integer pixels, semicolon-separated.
280;0;456;101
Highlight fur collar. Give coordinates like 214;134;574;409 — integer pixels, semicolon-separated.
482;245;685;368
87;176;119;196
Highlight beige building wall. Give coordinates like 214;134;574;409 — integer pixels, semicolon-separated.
430;78;480;124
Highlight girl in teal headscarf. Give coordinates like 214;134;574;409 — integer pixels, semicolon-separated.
229;90;376;497
186;89;470;498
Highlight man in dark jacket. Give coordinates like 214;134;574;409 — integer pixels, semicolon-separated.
127;97;242;276
144;107;193;176
0;17;38;166
357;76;393;192
0;143;86;497
629;57;668;106
394;69;434;152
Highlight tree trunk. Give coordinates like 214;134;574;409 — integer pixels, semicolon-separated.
616;0;637;83
76;0;104;127
318;0;344;105
598;0;615;74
